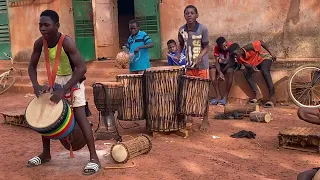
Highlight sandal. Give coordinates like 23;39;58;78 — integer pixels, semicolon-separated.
83;162;100;175
27;156;50;167
249;98;261;105
209;98;218;105
218;98;227;106
264;101;274;108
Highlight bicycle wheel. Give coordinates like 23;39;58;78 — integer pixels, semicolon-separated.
0;72;16;95
288;65;320;108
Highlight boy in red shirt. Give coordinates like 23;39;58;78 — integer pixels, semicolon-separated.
210;37;239;106
229;40;276;107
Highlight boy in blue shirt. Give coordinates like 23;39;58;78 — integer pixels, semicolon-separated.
127;19;154;73
167;39;186;67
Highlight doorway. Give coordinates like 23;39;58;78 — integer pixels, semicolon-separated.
72;0;95;61
118;0;134;48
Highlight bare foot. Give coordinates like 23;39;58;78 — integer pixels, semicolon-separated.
200;120;210;131
27;152;51;167
89;157;100;165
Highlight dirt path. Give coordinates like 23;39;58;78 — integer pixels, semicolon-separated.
0;92;318;180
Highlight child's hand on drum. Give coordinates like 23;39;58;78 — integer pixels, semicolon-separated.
49;88;66;105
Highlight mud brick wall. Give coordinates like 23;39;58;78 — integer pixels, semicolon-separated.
160;0;320;59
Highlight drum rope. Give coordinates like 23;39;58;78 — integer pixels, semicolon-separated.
65;135;75;158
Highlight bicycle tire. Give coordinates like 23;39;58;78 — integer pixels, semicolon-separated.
287;64;320;108
0;73;16;95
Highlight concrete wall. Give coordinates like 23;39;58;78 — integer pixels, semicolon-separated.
8;0;75;61
159;0;320;59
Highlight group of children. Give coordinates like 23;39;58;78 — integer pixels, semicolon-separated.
127;5;277;108
25;4;317;179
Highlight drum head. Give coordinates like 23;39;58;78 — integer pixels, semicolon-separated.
25;93;64;129
146;66;183;72
111;144;128;163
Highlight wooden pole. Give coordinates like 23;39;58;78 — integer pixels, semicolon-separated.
224;104;259;115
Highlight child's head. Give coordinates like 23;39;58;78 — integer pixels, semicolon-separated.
167;39;177;53
184;5;198;24
39;10;60;40
129;19;140;35
229;43;242;60
216;37;228;51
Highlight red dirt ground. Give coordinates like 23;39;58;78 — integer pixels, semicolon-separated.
0;92;319;180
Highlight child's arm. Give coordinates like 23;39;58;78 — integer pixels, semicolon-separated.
28;38;43;97
134;33;154;54
167;55;173;66
221;56;236;73
260;40;276;61
177;31;184;58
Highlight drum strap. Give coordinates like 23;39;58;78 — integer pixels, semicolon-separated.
43;34;76;159
43;34;66;88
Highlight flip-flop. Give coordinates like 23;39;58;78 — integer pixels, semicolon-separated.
264;101;274;108
249;98;261;105
209;99;218;105
83;162;100;175
218;98;227;106
27;156;50;167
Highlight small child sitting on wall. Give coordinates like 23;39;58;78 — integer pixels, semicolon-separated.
166;39;186;67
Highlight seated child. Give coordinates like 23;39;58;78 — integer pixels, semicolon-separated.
210;37;238;106
167;39;186;67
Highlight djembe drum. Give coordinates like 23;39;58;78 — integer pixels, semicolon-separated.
110;134;152;163
25;93;86;156
25;93;76;139
144;66;185;132
115;51;130;69
92;82;124;140
178;75;211;117
116;74;145;121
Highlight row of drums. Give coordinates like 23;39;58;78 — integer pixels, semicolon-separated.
92;66;211;132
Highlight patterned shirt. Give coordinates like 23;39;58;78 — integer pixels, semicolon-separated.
178;22;209;70
127;30;152;71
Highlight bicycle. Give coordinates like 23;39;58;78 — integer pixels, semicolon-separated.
288;64;320;108
0;52;22;95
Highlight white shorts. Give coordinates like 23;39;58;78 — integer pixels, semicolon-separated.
54;75;86;108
